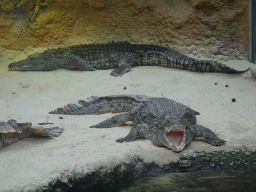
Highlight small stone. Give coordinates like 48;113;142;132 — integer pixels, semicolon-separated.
214;82;218;85
59;117;63;119
232;98;236;102
22;85;29;88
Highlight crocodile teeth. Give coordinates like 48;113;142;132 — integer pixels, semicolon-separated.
165;127;183;132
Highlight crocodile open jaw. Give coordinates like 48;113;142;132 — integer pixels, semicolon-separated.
165;126;186;152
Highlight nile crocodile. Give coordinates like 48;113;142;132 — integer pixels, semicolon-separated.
0;119;63;150
49;95;226;152
8;42;249;77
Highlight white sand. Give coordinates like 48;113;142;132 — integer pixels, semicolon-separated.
0;55;256;191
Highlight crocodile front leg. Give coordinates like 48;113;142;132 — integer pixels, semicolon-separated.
116;126;138;142
191;125;226;146
116;123;153;143
110;53;137;77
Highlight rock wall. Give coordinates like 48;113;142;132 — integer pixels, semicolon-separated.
0;0;248;60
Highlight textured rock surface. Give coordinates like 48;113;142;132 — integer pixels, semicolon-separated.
0;0;248;60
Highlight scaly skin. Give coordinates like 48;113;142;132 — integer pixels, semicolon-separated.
49;95;226;152
8;42;250;76
0;119;63;150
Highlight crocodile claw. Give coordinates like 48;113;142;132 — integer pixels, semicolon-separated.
116;136;135;143
116;138;126;143
206;137;226;146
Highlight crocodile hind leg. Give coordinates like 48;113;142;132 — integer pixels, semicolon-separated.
191;125;226;146
110;53;137;77
90;113;133;128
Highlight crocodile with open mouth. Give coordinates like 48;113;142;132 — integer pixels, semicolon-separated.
49;95;226;152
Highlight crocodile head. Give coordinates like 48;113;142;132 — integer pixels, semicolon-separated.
8;53;47;71
157;117;186;152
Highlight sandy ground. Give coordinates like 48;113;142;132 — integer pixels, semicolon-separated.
0;51;256;191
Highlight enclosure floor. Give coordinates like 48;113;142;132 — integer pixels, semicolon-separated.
0;57;256;191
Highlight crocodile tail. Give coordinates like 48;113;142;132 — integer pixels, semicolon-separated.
186;59;250;74
49;95;138;115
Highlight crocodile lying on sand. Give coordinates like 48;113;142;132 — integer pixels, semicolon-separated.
8;42;249;77
0;119;63;150
49;95;226;152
